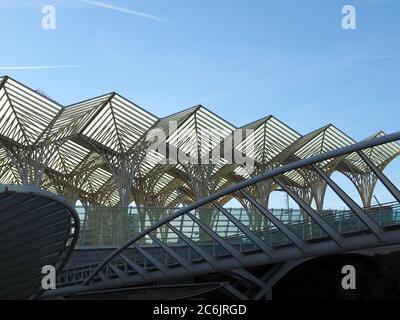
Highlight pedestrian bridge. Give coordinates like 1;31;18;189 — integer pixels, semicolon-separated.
41;131;400;299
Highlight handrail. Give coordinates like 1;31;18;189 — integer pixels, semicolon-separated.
74;200;400;211
81;131;400;286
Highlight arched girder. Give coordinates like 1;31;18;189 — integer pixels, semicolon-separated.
42;131;400;299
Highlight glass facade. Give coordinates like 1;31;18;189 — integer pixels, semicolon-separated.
75;203;400;248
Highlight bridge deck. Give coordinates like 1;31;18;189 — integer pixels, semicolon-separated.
42;132;400;299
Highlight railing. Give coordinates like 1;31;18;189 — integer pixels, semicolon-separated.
75;206;307;247
58;201;400;287
75;203;400;247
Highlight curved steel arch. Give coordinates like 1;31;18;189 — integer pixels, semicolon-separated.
45;131;400;298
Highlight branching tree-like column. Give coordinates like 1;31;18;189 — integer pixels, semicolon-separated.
185;163;215;200
339;132;400;208
46;156;100;205
182;162;219;241
104;153;137;206
133;170;165;234
236;183;273;231
236;165;277;231
297;167;331;212
290;183;313;221
291;185;313;207
343;168;379;208
46;171;81;205
132;166;177;242
103;139;152;205
2;141;62;188
88;138;152;245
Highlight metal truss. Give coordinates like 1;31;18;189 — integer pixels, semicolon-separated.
42;131;400;299
1;76;400;211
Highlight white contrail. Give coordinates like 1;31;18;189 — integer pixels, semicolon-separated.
78;0;167;22
0;65;91;70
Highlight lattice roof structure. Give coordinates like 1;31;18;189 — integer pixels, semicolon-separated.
0;77;62;146
234;116;301;179
340;131;400;174
283;125;356;187
0;75;398;209
154;105;236;202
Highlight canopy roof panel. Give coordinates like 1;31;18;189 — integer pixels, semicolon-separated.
294;125;355;160
50;93;112;142
166;106;235;159
0;149;20;184
80;94;158;153
47;140;93;175
80;167;113;194
278;125;355;187
0;77;61;145
236;116;301;168
157;106;199;134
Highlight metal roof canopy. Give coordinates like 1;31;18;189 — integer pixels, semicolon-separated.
0;75;399;209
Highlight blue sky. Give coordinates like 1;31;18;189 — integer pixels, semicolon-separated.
0;0;399;208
